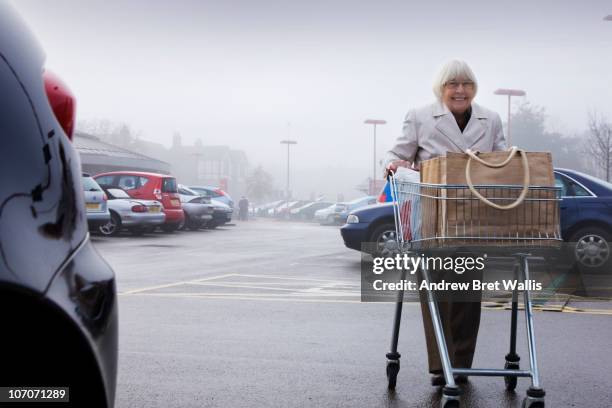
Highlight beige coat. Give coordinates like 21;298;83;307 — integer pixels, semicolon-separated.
386;101;507;169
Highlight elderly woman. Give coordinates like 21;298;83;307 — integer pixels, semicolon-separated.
385;59;506;386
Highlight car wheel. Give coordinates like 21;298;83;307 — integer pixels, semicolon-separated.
161;224;179;233
129;227;144;236
99;212;121;236
142;225;157;234
188;220;202;231
569;227;611;272
180;214;189;230
370;223;399;257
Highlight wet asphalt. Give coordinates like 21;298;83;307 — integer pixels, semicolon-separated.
92;219;612;408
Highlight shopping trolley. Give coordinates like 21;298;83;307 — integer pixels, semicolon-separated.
384;173;562;408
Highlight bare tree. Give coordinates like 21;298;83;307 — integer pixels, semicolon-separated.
584;112;612;181
510;102;587;172
246;165;275;203
77;118;141;148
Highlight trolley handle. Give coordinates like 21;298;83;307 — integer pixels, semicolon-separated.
465;147;530;211
387;171;406;248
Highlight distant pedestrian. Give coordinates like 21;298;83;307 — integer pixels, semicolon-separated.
238;196;249;221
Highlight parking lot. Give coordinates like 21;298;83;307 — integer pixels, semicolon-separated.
93;219;612;408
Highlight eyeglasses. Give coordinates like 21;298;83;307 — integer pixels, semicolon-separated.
445;80;475;90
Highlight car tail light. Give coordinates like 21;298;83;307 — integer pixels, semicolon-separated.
102;193;108;201
131;205;147;213
153;188;162;200
43;70;76;140
215;188;226;196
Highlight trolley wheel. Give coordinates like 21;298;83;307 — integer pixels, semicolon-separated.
440;395;460;408
521;398;544;408
504;361;519;391
386;361;399;390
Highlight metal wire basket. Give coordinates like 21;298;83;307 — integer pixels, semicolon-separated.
389;178;562;250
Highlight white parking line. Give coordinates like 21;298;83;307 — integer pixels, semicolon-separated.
120;273;238;295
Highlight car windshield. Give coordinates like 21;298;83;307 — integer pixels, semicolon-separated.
82;176;102;192
106;188;130;199
162;177;178;193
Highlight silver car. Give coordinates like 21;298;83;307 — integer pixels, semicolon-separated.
208;200;233;229
99;188;165;236
188;185;234;210
178;185;214;230
314;203;339;225
82;174;111;230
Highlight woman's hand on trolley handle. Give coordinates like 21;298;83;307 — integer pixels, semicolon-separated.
385;159;411;178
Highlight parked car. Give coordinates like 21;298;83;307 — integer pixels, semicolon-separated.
555;168;612;272
177;184;214;230
340;203;395;256
208;200;233;228
99;188;165;236
333;196;377;225
188;185;234;210
0;4;117;406
82;173;110;230
256;200;285;217
290;201;334;220
314;203;339;225
94;171;184;232
277;200;309;218
341;169;612;272
267;201;290;217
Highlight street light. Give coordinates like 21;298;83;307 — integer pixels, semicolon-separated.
280;140;297;201
493;88;526;145
364;119;386;193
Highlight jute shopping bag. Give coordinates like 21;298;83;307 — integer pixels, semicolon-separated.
419;148;560;248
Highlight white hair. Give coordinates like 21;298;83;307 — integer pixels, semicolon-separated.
432;59;478;100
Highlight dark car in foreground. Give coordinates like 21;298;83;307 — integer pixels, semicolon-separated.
341;169;612;272
0;4;117;407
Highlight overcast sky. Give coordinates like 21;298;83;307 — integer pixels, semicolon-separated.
12;0;612;198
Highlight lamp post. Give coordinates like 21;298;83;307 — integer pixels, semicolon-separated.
493;88;526;145
364;119;386;194
280;140;297;202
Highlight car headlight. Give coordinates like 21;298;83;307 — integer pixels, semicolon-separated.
346;214;359;224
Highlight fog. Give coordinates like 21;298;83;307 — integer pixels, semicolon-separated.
13;0;612;200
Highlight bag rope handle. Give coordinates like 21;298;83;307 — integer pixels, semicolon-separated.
465;147;530;211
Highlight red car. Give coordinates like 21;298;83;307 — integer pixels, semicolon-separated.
94;171;184;232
